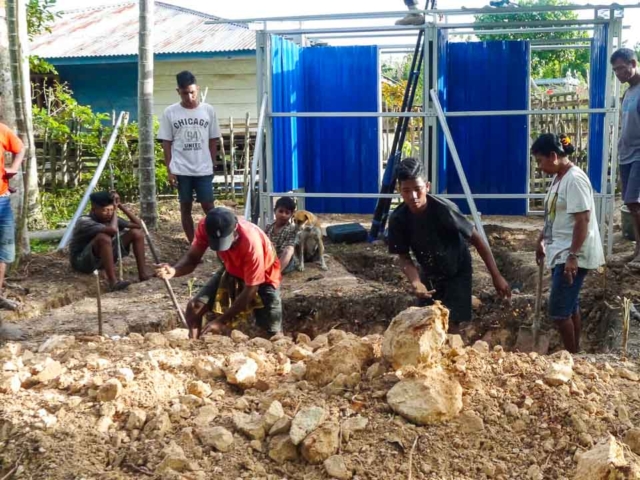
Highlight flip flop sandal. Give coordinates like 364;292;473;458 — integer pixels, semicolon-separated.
0;323;26;340
626;261;640;271
109;280;131;292
0;297;20;311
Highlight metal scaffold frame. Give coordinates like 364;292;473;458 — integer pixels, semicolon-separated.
213;3;639;253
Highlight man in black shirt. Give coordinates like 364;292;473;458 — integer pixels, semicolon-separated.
388;158;511;332
69;191;150;291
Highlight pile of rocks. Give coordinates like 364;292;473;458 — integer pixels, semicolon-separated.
2;303;640;479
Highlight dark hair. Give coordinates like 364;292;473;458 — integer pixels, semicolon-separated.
176;70;196;89
89;191;114;207
274;196;296;212
396;157;426;183
531;133;575;157
611;48;637;65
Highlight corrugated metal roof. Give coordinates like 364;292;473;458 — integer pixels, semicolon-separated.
30;2;256;59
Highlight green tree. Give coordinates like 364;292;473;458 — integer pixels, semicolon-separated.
381;55;424;109
475;0;590;80
27;0;57;39
27;0;58;73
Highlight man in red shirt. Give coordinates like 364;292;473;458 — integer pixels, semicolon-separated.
156;207;283;339
0;122;26;340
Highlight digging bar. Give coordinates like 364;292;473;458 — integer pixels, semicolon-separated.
532;261;544;346
108;163;124;281
140;221;189;329
515;261;549;353
94;270;103;335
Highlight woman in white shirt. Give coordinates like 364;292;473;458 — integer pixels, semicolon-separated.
532;134;605;353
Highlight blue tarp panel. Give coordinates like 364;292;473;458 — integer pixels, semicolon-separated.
588;25;609;193
436;31;449;196
300;47;379;213
271;38;380;213
271;36;303;193
438;41;530;215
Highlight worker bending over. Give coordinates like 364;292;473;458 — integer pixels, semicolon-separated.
387;158;511;333
156;208;283;339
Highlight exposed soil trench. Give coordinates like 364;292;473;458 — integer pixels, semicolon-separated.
8;222;637;357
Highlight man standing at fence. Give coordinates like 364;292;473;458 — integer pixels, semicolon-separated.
158;71;222;243
611;48;640;267
0;122;26;339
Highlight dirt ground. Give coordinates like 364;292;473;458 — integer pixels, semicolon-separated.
2;201;640;479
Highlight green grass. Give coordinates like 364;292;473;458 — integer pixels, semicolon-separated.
30;239;58;254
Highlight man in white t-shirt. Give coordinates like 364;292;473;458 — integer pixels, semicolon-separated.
158;71;222;242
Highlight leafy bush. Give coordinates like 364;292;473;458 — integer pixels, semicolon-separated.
33;82;169;229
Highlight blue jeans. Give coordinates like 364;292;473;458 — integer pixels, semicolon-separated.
405;0;419;6
0;197;15;264
176;175;214;204
548;264;588;320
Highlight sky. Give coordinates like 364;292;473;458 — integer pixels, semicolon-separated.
54;0;640;48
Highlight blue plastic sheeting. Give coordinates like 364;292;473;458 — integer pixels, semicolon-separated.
300;47;379;213
271;36;303;193
438;41;530;215
271;37;380;213
436;30;449;195
588;24;609;193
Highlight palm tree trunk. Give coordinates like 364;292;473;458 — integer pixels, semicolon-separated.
1;0;27;264
7;0;36;264
138;0;157;227
0;1;15;127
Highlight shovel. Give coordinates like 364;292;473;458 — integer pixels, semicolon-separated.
515;261;550;353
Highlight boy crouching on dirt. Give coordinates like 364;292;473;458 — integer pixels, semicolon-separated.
265;196;297;274
155;207;283;340
68;191;150;291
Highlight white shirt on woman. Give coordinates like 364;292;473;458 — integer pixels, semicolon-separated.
543;165;605;270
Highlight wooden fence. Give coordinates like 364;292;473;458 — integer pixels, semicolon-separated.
36;113;258;201
382;91;593;211
529;92;590;210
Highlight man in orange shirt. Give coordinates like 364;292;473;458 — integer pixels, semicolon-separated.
0;123;24;306
156;207;283;339
0;122;26;340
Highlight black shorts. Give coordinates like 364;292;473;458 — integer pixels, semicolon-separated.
419;267;472;325
70;234;130;274
195;269;283;335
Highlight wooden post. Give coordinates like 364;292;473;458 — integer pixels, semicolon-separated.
49;139;57;191
230;116;236;201
75;119;83;188
94;270;103;336
220;133;228;196
61;139;69;187
243;112;251;206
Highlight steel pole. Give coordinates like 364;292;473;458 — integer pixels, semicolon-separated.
58;111;125;250
430;89;489;246
245;94;268;220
